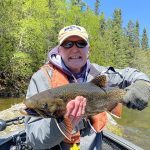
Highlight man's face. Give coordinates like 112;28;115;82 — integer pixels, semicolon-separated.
59;36;89;73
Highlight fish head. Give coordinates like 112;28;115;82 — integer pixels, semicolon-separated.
23;98;36;108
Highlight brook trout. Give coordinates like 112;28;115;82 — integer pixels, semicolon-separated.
21;75;126;118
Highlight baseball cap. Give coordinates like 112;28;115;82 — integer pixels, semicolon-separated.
58;25;89;45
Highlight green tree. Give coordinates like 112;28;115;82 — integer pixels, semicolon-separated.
99;12;105;37
131;50;150;77
95;0;100;16
0;0;22;71
141;28;149;50
69;0;85;11
111;9;127;67
0;0;54;96
135;20;140;48
20;0;53;67
126;20;136;48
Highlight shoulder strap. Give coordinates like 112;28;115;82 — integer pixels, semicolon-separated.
40;62;69;88
40;63;53;86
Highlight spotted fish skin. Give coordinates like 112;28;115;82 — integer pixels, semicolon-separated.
22;75;126;118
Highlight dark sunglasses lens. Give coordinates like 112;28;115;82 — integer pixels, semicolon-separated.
76;41;87;48
62;41;74;48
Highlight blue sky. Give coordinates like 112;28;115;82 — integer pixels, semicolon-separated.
84;0;150;46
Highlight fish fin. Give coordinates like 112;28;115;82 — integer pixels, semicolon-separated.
87;119;104;133
90;75;107;87
110;103;122;118
54;116;73;141
19;108;51;118
106;112;118;125
89;112;107;133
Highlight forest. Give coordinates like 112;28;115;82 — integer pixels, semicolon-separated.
0;0;150;97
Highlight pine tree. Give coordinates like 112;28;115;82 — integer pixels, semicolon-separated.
111;9;127;67
112;9;122;29
99;12;105;37
70;0;85;10
127;20;136;48
141;28;149;50
95;0;100;16
135;21;140;48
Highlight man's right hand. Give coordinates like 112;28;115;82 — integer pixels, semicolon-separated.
65;96;87;127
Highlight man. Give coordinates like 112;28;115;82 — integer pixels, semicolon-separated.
25;25;150;150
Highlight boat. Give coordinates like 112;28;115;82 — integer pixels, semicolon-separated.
0;115;144;150
0;127;144;150
0;104;143;149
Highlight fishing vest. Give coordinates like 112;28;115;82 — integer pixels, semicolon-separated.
40;62;122;144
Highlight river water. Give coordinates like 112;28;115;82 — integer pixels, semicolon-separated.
0;98;23;111
116;106;150;150
0;98;150;149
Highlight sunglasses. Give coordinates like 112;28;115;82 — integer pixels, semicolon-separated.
61;40;87;49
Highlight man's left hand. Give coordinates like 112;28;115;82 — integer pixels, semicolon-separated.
66;96;87;127
123;80;150;110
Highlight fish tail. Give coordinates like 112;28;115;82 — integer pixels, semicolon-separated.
54;116;73;141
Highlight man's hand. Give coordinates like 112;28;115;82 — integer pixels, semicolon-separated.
123;80;150;110
66;96;87;127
